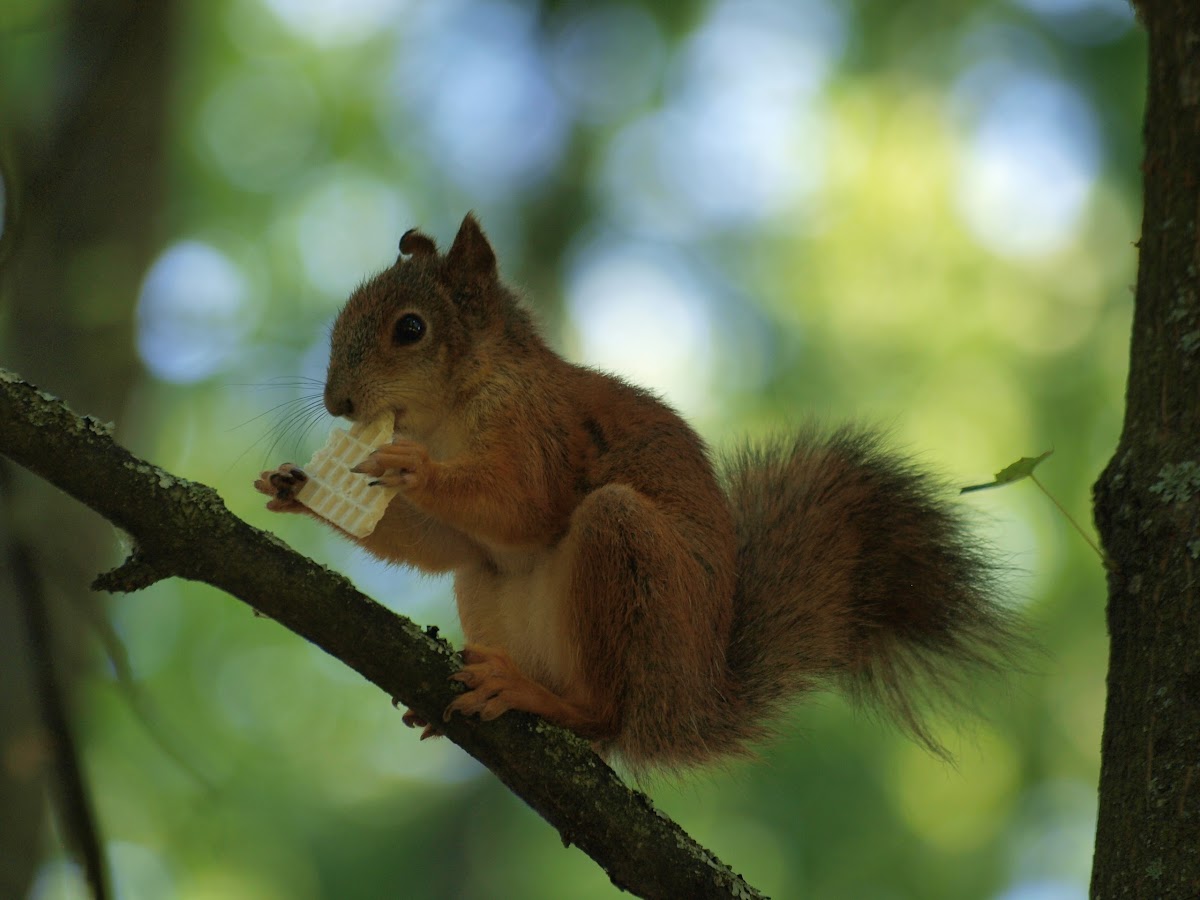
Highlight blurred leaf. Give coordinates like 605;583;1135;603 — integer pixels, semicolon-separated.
961;450;1054;493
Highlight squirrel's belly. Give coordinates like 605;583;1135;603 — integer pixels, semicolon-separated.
453;550;577;691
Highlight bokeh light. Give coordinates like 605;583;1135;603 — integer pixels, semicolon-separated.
198;66;323;192
548;4;665;126
261;0;406;46
136;241;259;383
952;62;1101;258
565;239;716;417
282;166;411;298
1011;0;1135;45
383;1;569;197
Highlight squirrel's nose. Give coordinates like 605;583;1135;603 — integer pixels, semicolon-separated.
324;386;354;418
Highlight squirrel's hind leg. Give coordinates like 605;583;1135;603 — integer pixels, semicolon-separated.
443;483;734;765
552;483;735;767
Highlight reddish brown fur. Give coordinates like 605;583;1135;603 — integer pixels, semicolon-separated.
256;214;1019;769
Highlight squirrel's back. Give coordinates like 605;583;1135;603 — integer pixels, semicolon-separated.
562;367;736;560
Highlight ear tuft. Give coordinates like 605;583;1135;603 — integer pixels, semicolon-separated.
445;213;497;280
399;229;438;258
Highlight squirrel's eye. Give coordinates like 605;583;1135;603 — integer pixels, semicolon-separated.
392;313;426;346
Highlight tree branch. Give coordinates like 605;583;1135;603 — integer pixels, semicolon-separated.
0;367;763;900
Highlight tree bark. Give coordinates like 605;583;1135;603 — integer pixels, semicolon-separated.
1090;2;1200;897
0;369;765;900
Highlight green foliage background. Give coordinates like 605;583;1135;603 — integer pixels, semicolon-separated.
1;0;1141;897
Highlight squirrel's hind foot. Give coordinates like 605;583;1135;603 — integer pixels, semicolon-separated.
445;644;540;723
444;644;615;741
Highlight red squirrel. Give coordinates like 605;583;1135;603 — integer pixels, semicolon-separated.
255;214;1019;768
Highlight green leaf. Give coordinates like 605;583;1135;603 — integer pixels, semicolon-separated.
960;450;1053;493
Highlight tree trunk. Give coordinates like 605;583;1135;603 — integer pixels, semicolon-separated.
0;3;176;897
1090;2;1200;897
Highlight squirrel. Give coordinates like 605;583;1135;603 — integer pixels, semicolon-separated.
255;214;1020;769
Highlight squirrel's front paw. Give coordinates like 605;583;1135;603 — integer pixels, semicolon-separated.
254;463;308;512
351;439;436;491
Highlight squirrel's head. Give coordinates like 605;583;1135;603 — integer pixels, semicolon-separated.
323;213;532;438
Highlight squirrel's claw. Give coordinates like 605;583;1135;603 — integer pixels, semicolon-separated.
352;440;434;490
349;457;383;476
401;707;443;740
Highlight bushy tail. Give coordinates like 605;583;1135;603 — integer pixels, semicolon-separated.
720;424;1023;757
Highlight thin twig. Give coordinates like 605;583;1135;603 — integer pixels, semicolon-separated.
2;463;111;900
1029;473;1106;562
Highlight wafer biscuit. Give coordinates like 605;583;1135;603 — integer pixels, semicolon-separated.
296;415;398;537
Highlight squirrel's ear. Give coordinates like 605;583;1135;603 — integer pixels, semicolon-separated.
445;213;497;281
398;229;438;259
